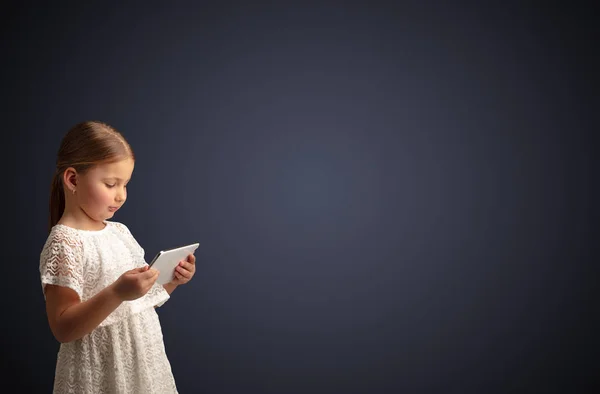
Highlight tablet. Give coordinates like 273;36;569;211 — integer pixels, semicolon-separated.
148;243;200;285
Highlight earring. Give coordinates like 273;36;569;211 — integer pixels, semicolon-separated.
72;189;76;195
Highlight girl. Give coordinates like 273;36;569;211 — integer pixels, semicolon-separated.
39;120;196;393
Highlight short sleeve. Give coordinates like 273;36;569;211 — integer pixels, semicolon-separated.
39;229;85;301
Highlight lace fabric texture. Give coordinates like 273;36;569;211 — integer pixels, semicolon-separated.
39;221;177;393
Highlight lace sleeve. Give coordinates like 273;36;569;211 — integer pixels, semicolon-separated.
39;230;84;300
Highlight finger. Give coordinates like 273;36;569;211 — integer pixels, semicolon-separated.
136;265;149;273
146;273;160;290
127;265;146;274
148;270;160;284
174;270;186;282
186;254;196;264
179;261;195;271
142;268;159;279
176;265;191;278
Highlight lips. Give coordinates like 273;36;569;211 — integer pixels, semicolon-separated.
108;206;119;212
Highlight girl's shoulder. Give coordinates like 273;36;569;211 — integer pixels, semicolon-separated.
43;221;136;255
43;220;124;249
45;223;85;247
41;224;86;263
49;220;131;237
106;220;133;237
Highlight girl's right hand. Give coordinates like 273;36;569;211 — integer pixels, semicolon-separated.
111;265;160;301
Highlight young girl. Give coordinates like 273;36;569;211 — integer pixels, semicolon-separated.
39;120;196;393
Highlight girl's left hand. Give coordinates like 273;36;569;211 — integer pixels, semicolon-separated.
169;253;196;285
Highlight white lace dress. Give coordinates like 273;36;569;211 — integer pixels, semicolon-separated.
39;220;179;393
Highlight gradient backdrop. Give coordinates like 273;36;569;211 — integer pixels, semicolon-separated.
3;2;595;393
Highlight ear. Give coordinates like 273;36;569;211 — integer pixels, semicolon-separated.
62;167;78;193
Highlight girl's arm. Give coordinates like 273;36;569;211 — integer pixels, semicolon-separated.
45;283;122;343
46;266;158;343
163;282;178;295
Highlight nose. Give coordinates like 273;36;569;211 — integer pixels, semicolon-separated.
115;189;126;203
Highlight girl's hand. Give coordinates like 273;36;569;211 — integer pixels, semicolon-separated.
168;253;196;286
112;265;160;301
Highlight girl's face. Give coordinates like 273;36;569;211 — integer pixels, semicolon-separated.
76;158;135;222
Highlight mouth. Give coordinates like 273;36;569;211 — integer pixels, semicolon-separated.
108;206;119;212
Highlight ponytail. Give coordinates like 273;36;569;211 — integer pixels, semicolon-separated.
49;171;65;232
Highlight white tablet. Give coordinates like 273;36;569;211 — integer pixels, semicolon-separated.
148;243;200;285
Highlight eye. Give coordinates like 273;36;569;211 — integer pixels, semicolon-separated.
105;183;116;188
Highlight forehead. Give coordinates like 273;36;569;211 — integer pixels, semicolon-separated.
87;158;135;179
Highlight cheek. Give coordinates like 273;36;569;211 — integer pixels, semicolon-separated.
84;185;113;206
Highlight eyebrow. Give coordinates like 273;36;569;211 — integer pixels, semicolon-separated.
103;177;131;182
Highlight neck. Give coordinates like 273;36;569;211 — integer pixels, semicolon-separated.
59;203;106;231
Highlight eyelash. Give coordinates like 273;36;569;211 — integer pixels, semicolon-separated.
105;184;127;188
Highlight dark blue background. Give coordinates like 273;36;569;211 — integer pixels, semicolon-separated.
3;1;595;393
